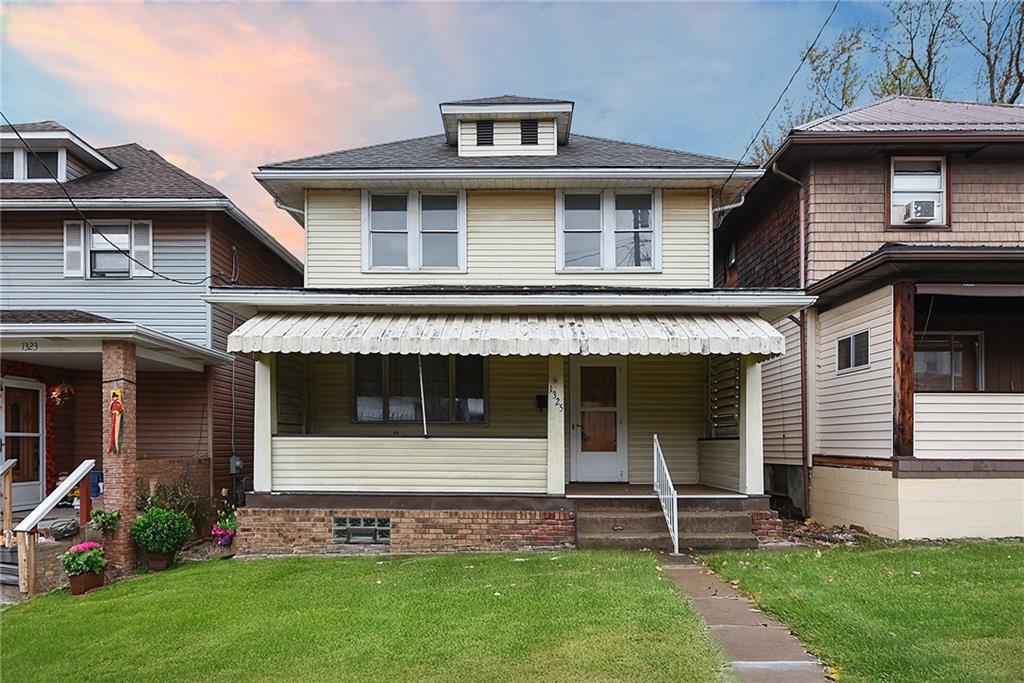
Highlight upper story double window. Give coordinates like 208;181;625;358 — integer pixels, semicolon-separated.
556;190;661;271
889;156;947;227
363;190;467;272
63;220;153;279
1;148;64;182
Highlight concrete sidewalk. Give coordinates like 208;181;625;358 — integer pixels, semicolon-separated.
663;555;829;683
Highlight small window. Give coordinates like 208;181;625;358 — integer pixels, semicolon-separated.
420;194;459;268
333;517;390;545
354;354;486;423
0;152;13;180
614;194;653;268
26;151;59;180
914;332;983;392
89;223;131;278
476;120;494;146
520;119;539;145
562;194;603;268
837;331;870;372
890;157;946;227
369;194;408;268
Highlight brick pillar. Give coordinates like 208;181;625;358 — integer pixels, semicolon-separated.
101;340;138;574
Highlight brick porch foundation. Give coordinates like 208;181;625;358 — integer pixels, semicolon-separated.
237;507;576;555
750;509;784;543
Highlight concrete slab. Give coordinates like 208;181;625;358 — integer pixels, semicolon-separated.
688;597;771;626
712;624;818;662
662;565;744;598
731;661;829;683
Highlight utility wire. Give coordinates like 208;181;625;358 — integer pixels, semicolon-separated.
720;0;842;192
1;109;235;286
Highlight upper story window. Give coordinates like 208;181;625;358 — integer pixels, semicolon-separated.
557;190;661;271
0;148;66;182
63;220;153;279
890;157;947;227
363;191;466;272
520;119;539;145
836;330;869;373
475;121;494;146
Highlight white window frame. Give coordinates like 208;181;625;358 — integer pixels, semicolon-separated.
63;219;153;279
889;156;947;227
836;329;870;374
0;148;66;183
361;190;467;273
556;189;662;273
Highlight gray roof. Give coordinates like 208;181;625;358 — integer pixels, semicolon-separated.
262;133;739;170
796;96;1024;134
441;95;572;106
0;142;226;200
0;309;117;325
1;121;70;133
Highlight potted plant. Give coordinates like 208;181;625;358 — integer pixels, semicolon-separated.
130;506;194;571
211;501;237;559
59;541;107;595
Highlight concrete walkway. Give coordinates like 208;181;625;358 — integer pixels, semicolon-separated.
663;555;828;683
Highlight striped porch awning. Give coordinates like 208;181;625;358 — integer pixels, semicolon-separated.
228;312;785;357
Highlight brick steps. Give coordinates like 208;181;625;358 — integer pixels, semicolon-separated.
575;501;760;550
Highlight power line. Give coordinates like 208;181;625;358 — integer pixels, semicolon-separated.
1;109;235;286
720;0;842;192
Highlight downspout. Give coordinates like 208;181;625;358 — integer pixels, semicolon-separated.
775;162;811;516
275;199;305;218
711;193;745;216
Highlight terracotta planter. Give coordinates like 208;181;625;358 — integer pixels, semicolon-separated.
69;571;104;596
143;551;175;572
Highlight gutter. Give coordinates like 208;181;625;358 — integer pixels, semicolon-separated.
253;167;764;181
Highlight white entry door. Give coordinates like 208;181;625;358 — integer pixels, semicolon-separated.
1;377;46;511
570;358;627;482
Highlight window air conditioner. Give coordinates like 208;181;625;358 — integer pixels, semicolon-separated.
904;200;937;223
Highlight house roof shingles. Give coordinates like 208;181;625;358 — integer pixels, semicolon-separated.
1;121;71;133
795;96;1024;134
0;309;118;325
261;134;740;171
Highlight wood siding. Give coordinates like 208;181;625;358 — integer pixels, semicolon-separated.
816;286;894;458
0;211;209;345
270;436;548;493
304;189;710;287
914;393;1024;459
762;316;803;465
458;120;557;156
697;439;740;491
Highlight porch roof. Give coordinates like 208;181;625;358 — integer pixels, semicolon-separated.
227;311;785;357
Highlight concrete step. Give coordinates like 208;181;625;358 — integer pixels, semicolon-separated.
576;511;668;535
677;511;754;534
677;532;759;550
576;531;673;551
574;498;661;513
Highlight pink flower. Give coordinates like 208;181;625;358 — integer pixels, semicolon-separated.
70;541;102;553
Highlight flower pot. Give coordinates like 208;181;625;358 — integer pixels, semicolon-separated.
143;551;175;572
69;570;104;596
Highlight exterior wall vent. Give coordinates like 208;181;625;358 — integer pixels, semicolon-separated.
476;121;494;146
521;119;539;145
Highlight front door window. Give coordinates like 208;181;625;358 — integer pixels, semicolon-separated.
2;380;45;509
572;361;627;482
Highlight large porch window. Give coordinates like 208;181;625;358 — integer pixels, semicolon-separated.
354;354;486;424
914;332;983;392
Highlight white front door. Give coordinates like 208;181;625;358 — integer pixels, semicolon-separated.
570;358;627;482
1;377;46;511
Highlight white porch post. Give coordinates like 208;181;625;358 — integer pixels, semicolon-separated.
253;353;274;493
546;356;566;495
738;355;764;495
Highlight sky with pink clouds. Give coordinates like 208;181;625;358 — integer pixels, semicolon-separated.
1;2;989;258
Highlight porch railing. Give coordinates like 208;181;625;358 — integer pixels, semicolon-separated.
652;434;680;555
1;459;17;547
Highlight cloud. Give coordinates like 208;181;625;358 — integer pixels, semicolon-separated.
4;3;421;256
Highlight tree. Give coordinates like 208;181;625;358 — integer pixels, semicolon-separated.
953;1;1024;104
869;0;957;98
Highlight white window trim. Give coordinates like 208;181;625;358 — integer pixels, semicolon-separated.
361;190;467;273
80;218;146;280
836;329;871;374
0;148;65;183
556;189;662;273
889;155;947;227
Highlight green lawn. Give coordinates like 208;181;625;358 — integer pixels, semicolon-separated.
704;540;1024;683
2;551;723;682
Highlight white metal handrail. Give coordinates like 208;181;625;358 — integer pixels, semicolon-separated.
14;459;95;533
652;434;680;555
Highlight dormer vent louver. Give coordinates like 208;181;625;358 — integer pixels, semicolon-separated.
521;119;539;145
476;121;494;146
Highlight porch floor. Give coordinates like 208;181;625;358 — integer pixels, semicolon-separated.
565;483;744;498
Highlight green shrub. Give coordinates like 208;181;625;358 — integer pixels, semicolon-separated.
89;509;121;537
130;507;195;556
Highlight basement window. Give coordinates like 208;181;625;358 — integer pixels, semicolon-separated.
333;517;391;544
836;330;870;373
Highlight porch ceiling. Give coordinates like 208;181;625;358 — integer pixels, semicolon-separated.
228;311;785;357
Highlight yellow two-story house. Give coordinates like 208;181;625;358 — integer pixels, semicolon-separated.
207;95;812;554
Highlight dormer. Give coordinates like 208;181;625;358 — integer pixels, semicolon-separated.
0;121;118;183
439;95;573;157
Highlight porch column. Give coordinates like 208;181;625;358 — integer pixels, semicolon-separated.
546;356;566;495
101;340;137;575
253;354;273;494
892;281;916;459
738;355;764;495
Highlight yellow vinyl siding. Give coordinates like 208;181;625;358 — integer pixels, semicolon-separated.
762;316;802;465
271;436;547;493
304;189;710;287
816;286;894;458
913;393;1024;459
459;120;557;156
697;439;740;491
